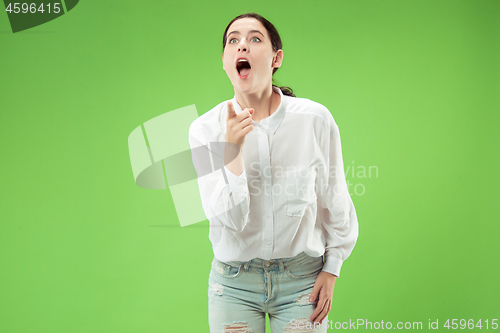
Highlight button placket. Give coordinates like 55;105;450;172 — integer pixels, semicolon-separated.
259;127;274;258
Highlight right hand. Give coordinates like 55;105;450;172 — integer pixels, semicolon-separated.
226;101;254;148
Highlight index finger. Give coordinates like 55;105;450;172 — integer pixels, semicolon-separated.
310;296;328;322
226;101;236;119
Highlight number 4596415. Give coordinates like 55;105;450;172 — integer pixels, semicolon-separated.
5;3;61;14
444;319;498;330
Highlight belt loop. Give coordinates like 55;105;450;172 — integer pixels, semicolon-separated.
278;259;284;273
244;261;251;271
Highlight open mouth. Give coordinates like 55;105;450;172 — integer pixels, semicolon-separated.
236;59;251;78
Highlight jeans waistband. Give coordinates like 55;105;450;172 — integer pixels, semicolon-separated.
213;251;323;272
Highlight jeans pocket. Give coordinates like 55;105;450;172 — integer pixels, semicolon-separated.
211;259;243;279
285;168;316;217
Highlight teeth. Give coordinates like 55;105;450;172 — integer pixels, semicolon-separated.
238;59;248;62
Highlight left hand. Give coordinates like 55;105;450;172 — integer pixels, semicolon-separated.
309;271;337;325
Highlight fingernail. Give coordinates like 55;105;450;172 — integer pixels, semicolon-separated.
309;296;314;301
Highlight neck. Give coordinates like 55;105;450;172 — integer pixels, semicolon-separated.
234;85;277;123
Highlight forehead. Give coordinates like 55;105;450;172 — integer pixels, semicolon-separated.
227;18;269;39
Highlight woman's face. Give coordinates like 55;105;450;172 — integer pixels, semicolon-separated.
222;18;282;94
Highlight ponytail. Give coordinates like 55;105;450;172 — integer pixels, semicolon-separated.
273;84;296;97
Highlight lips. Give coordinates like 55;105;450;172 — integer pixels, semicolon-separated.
236;57;251;79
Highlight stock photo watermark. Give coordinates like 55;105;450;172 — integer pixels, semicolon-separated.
128;105;378;227
246;161;378;198
289;318;499;330
344;160;379;196
3;0;79;33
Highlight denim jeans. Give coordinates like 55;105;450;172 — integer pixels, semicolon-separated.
208;251;329;332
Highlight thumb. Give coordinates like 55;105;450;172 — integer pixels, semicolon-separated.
309;285;320;302
248;108;254;115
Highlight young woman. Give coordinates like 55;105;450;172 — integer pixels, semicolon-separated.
189;13;359;333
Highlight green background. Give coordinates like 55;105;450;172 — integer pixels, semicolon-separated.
1;0;498;332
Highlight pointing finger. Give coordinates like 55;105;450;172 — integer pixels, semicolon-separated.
227;101;236;119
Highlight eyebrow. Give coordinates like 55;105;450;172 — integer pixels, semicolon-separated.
227;30;265;38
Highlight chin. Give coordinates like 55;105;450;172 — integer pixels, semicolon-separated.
236;85;256;95
233;79;253;91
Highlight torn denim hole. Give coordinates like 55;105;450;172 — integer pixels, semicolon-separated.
222;320;253;332
294;293;316;306
208;281;223;296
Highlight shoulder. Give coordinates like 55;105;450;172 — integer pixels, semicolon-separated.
189;100;227;145
284;95;337;129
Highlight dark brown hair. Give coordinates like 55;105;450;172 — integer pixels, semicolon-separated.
222;13;296;97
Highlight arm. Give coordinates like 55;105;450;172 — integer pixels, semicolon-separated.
317;113;359;277
188;122;251;233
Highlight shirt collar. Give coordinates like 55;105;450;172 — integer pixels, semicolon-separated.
221;85;286;135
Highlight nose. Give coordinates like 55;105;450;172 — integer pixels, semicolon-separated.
238;39;248;52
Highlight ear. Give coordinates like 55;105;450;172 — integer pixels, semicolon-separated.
272;49;284;69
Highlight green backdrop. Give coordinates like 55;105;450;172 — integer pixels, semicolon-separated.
1;0;499;332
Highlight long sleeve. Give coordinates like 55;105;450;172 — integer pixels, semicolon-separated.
316;114;359;277
188;120;251;233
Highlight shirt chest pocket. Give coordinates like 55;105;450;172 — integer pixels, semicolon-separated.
285;169;316;217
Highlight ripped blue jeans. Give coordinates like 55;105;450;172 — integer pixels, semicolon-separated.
208;251;329;332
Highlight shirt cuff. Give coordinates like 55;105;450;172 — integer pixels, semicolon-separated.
322;254;343;277
223;165;248;193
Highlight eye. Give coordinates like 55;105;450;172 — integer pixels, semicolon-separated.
251;37;261;42
229;38;237;44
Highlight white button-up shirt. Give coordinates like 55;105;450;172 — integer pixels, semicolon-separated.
188;86;358;277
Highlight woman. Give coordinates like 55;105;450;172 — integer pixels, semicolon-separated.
188;13;359;333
